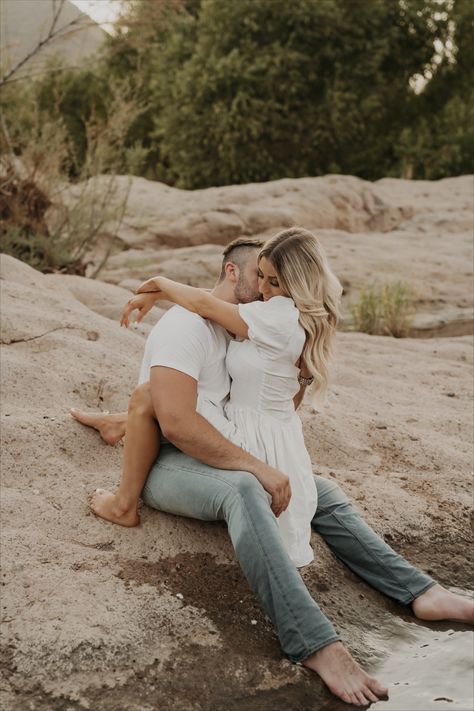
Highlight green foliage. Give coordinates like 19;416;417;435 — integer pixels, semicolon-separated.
350;285;383;336
393;0;474;178
0;62;131;275
350;282;415;338
147;0;451;187
0;0;471;195
35;63;108;174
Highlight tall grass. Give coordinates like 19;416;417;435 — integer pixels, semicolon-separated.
350;282;415;337
0;79;138;275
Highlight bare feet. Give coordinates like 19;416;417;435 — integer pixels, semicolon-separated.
412;584;474;624
90;489;140;527
302;641;388;706
70;409;127;446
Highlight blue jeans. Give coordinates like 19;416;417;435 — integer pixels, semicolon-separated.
142;444;435;663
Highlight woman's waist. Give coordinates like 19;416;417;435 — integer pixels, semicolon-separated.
225;400;299;424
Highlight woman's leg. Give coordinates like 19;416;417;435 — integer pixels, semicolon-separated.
90;383;160;526
70;408;127;445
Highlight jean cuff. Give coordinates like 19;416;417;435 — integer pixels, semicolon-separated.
288;634;341;664
404;578;437;606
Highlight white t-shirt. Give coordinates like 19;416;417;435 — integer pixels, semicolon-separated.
139;305;235;438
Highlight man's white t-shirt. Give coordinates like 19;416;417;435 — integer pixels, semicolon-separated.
139;305;235;439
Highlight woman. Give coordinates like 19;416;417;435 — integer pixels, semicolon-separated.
91;227;342;567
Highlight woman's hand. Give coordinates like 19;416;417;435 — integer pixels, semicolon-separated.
136;276;164;295
120;293;159;328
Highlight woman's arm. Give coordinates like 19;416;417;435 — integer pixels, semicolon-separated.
137;276;249;338
293;384;306;410
293;356;312;409
120;292;161;328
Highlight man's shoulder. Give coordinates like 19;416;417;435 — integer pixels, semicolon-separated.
148;305;211;342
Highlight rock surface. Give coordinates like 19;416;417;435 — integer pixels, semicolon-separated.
1;243;472;710
72;173;417;252
82;174;473;336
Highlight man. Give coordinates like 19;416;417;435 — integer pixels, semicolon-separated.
72;237;473;707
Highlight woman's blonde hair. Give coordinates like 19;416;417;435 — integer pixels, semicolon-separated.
259;227;342;407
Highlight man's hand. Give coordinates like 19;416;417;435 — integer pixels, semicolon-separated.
254;464;292;518
120;293;159;328
150;367;292;518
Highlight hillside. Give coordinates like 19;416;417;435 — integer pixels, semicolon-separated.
1;0;105;77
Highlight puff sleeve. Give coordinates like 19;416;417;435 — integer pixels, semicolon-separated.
238;296;301;359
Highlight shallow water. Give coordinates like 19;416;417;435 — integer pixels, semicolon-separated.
368;611;473;711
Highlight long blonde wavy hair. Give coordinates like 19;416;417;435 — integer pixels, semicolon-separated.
259;227;343;407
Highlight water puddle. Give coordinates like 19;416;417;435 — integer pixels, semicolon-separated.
367;612;473;711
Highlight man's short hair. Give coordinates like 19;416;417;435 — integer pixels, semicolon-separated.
219;237;265;281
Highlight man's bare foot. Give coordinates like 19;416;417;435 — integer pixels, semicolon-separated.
412;584;474;624
90;488;140;527
302;641;388;706
70;409;126;446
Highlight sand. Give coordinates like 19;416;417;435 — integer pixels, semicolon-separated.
0;175;473;710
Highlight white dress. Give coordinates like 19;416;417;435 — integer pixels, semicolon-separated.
224;296;318;567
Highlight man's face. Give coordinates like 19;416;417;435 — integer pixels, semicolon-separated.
234;250;261;304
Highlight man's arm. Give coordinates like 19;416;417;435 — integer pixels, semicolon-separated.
150;366;291;517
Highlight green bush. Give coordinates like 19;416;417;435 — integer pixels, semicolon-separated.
0;0;470;195
350;282;415;338
0;72;132;275
150;0;451;188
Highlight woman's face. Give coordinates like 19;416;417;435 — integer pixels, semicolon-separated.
257;257;287;301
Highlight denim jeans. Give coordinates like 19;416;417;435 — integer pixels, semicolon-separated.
142;444;435;663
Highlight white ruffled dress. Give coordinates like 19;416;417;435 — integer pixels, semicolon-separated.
224;296;318;567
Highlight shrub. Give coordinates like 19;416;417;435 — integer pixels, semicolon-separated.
350;282;415;337
0;73;135;275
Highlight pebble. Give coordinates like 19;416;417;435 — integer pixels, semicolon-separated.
176;593;184;600
250;619;257;625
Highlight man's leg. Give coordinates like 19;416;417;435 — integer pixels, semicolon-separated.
142;446;387;706
313;476;474;623
313;476;434;602
143;445;338;661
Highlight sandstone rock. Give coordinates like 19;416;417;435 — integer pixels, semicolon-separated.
76;175;474;343
43;273;165;326
1;257;472;711
68;173;418;255
99;244;223;288
1;173;473;710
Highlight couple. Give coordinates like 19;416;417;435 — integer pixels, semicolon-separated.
72;228;473;707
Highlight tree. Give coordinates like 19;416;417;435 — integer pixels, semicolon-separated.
394;0;473;178
146;0;450;187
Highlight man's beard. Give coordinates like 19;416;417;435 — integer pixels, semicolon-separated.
235;276;262;304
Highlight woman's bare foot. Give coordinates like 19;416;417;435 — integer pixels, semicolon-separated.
302;641;388;706
90;488;140;527
412;584;474;624
70;409;127;446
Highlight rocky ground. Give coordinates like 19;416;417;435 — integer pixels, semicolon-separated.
83;174;473;337
0;174;473;710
